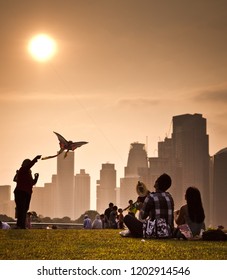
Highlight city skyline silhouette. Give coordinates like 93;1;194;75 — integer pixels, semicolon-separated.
1;113;226;227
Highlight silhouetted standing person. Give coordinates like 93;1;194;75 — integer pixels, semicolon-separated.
109;205;118;229
104;202;114;228
13;155;41;229
117;208;124;229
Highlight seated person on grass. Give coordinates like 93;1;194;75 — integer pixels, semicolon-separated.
121;173;174;238
174;186;205;239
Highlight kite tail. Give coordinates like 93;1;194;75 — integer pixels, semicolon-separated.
64;150;69;158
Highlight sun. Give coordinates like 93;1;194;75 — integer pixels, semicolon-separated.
28;34;57;62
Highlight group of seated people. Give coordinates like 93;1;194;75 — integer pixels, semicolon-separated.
103;173;207;240
2;173;206;240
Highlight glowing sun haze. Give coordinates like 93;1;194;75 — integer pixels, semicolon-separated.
28;34;57;62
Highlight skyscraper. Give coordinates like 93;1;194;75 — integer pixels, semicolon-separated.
0;185;11;202
148;137;178;195
0;185;11;215
120;142;149;208
211;148;227;227
96;163;116;214
74;169;90;219
31;175;57;218
172;113;210;219
125;142;148;177
55;151;75;218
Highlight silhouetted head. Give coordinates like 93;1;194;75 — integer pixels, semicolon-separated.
113;205;118;211
185;186;202;204
155;173;172;191
109;202;114;208
21;159;31;168
185;186;205;223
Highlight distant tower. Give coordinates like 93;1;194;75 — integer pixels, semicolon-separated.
211;148;227;227
96;163;116;214
0;185;11;216
31;186;44;215
31;175;57;218
125;142;148;176
55;151;75;218
74;169;90;220
148;137;176;194
120;142;149;208
0;185;11;202
172;113;210;220
43;174;57;218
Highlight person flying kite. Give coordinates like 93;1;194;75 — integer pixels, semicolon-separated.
42;131;88;160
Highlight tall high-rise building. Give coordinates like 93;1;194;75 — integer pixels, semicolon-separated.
120;143;149;208
172;113;210;219
0;185;11;202
44;175;57;218
96;163;116;214
31;175;57;218
31;186;44;215
74;169;90;219
125;143;148;177
55;151;75;218
211;148;227;227
0;185;11;215
148;137;178;196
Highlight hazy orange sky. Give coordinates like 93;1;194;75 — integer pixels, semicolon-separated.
1;0;227;209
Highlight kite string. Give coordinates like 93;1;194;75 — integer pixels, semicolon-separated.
48;62;125;164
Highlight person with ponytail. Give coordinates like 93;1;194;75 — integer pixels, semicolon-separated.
174;186;205;238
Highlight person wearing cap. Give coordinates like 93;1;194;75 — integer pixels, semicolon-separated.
83;214;92;229
13;155;41;229
121;173;174;238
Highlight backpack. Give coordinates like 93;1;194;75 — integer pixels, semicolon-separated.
143;217;171;238
202;229;227;241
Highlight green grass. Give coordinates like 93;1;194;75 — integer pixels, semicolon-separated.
0;229;226;260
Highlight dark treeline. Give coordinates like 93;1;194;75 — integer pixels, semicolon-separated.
0;210;99;225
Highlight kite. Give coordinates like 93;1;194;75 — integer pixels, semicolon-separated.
42;131;88;160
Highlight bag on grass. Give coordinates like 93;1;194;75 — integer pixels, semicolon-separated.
178;224;193;239
202;229;227;241
143;218;171;238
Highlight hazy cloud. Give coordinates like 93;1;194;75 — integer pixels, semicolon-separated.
195;89;227;103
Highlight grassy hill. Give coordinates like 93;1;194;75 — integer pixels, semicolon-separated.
0;229;226;260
